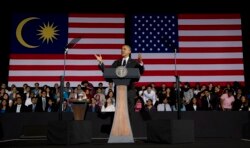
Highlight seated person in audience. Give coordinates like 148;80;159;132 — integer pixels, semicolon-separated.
101;97;115;112
239;96;249;111
143;86;157;105
88;98;101;113
62;100;72;112
0;99;10;113
27;97;43;112
220;89;235;111
11;96;27;113
172;99;186;111
144;99;156;112
37;91;50;112
134;95;144;112
45;98;58;112
186;97;202;111
157;97;172;111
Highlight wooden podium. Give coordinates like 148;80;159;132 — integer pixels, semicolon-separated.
104;67;140;143
71;100;88;120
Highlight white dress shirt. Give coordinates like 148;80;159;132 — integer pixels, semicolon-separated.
16;104;22;113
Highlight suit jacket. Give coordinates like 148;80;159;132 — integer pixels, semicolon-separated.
99;57;144;89
11;104;27;113
27;104;43;112
88;105;101;113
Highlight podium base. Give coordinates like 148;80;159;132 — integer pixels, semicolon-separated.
108;135;134;143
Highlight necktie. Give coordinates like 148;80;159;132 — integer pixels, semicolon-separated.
32;104;35;112
164;104;166;111
122;59;126;66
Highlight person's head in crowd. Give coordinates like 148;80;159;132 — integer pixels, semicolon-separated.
31;97;38;104
162;97;168;104
208;83;213;89
96;88;102;94
85;88;90;95
54;83;59;88
16;96;23;105
166;88;171;93
107;91;114;98
90;98;97;105
184;82;190;88
23;83;28;89
1;83;7;89
34;82;39;89
41;91;46;97
66;82;70;88
228;90;233;97
81;80;89;87
201;85;207;91
43;85;48;91
205;90;210;97
108;82;113;88
3;93;9;100
26;86;31;92
146;86;152;94
77;84;82;90
1;99;8;108
105;97;113;108
195;82;200;89
241;96;248;104
161;83;166;89
146;99;153;107
98;82;103;88
46;87;51;93
48;98;54;106
191;97;198;105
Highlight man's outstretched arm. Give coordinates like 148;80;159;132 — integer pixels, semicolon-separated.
94;54;104;72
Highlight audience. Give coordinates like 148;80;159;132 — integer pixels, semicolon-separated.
0;81;248;114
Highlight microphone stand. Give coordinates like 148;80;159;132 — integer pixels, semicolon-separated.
58;38;81;120
174;48;181;120
58;48;68;120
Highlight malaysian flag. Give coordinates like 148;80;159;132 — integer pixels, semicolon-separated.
8;13;244;87
8;14;124;87
131;14;244;86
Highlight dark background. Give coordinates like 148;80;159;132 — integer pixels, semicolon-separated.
0;0;249;88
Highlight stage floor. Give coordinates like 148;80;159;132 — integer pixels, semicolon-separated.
0;138;250;148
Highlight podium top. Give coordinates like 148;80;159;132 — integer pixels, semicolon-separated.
71;99;88;104
103;68;140;85
104;68;140;79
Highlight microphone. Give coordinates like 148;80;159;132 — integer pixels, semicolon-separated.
64;37;81;54
64;47;69;54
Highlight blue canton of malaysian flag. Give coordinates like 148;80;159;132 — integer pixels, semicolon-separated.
131;15;178;53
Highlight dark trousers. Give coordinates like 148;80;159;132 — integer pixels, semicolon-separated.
128;88;136;114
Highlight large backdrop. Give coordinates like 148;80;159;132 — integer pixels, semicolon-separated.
0;0;249;88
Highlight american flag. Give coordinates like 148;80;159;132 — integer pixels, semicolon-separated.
8;13;244;87
131;14;244;86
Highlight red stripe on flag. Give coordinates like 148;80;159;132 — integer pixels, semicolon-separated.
178;25;241;30
179;36;242;41
179;47;242;53
178;14;240;19
69;23;124;28
68;33;125;38
69;14;125;18
73;44;123;49
9;76;105;81
143;70;244;76
9;65;101;70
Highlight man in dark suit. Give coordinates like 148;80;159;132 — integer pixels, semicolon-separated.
94;45;144;113
11;97;27;113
